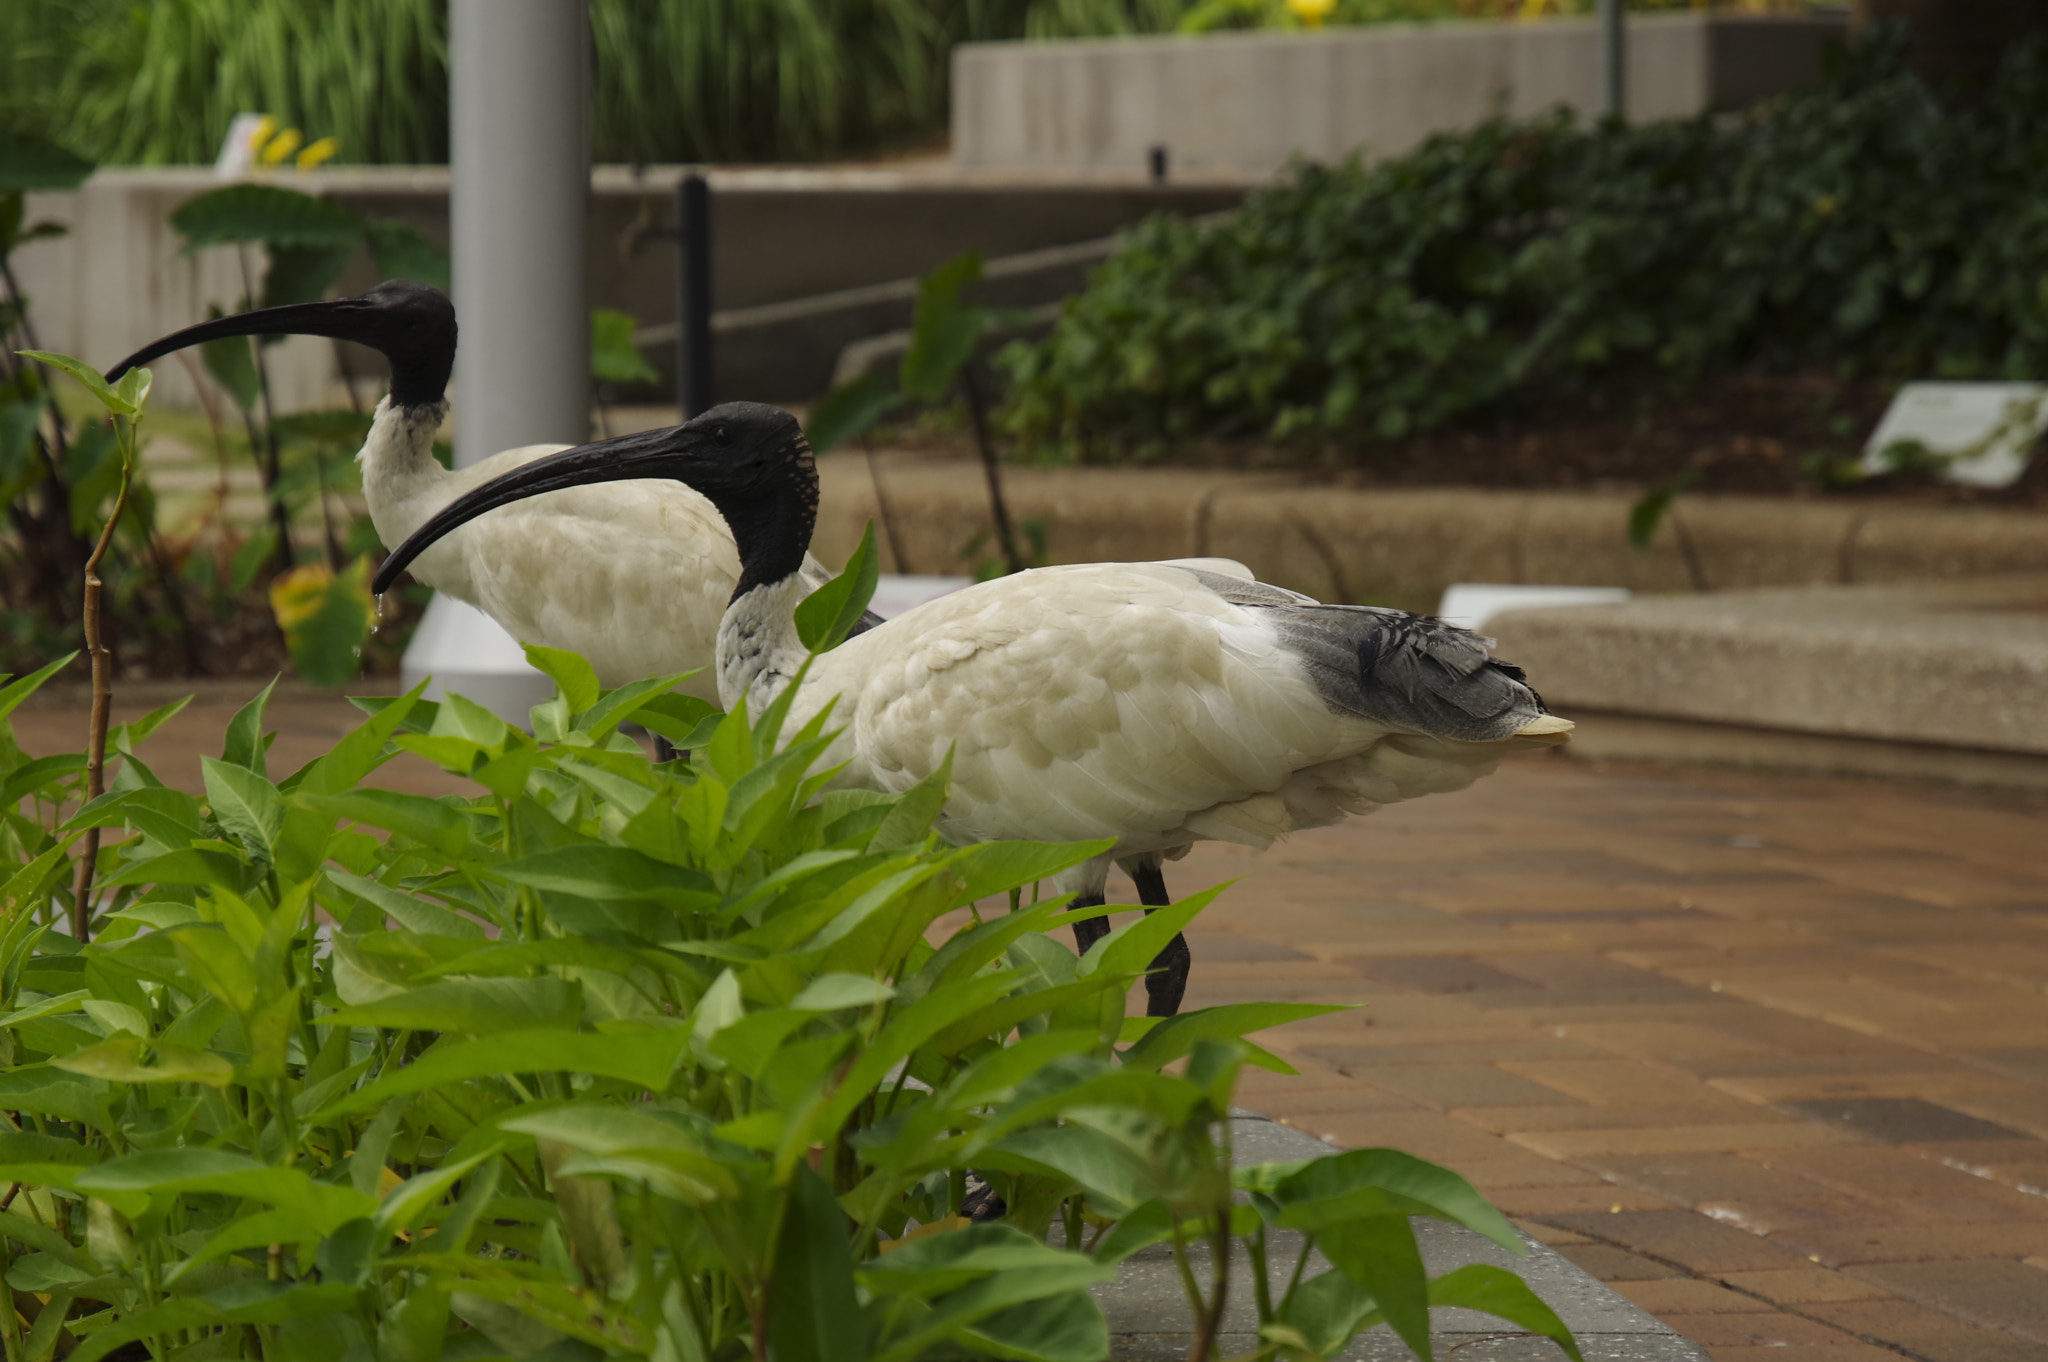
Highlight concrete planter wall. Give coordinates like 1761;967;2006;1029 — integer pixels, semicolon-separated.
14;167;1240;411
953;12;1849;177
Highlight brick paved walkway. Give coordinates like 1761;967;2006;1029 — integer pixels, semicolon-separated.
1165;753;2048;1362
16;689;2048;1359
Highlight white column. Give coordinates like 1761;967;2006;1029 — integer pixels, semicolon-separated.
403;0;589;720
450;0;590;462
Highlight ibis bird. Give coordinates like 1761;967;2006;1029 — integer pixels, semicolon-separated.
373;404;1573;1017
103;280;873;704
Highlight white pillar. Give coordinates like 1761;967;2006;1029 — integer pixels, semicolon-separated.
403;0;590;720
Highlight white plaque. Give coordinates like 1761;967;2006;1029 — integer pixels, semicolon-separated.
1861;382;2048;488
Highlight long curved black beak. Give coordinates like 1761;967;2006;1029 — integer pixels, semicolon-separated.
104;297;377;384
371;425;712;594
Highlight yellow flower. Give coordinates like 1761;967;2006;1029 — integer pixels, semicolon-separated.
1287;0;1337;27
296;136;341;172
246;115;279;159
269;562;334;631
261;128;304;166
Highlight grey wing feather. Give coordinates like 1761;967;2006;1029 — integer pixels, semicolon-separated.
1267;603;1550;741
1185;567;1319;608
798;552;887;636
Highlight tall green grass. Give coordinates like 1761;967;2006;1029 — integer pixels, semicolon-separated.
6;0;1763;167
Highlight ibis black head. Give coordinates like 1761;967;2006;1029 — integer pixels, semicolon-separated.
105;279;457;410
370;401;819;600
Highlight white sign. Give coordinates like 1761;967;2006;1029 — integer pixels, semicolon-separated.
1435;584;1631;633
213;113;269;178
1861;382;2048;489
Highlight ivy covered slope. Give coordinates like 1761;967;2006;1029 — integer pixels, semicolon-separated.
1001;32;2048;458
0;640;1579;1361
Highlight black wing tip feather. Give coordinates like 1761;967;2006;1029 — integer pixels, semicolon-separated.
1273;604;1551;740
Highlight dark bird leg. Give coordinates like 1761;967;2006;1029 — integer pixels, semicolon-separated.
1129;863;1191;1019
1069;892;1112;956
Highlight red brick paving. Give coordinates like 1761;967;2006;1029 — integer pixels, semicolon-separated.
1162;752;2048;1361
16;683;2048;1359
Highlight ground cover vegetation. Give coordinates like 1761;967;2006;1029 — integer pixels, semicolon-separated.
3;0;1790;168
0;385;1585;1359
998;31;2048;477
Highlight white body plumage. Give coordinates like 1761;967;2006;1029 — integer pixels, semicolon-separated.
723;560;1571;896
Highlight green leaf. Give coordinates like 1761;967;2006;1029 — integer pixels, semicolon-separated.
299;788;469;856
365;218;452;290
524;645;601;714
1429;1264;1584;1362
867;747;951;852
200;314;262;413
1273;1148;1522;1254
494;845;717;904
769;1164;864;1362
806;373;899;456
51;1036;234;1087
318;977;581;1035
0;652;77;724
222;676;280;775
794;522;880;653
170;183;365;249
591;308;659;385
1121;1001;1345;1074
0;131;94;191
790;973;895;1011
272;558;374;687
1319;1214;1433;1361
201;756;285;861
1626;469;1702;549
901;251;987;404
18;349;131;415
319;1027;692;1117
261;242;351;309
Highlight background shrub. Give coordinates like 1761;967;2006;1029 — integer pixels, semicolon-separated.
998;33;2048;458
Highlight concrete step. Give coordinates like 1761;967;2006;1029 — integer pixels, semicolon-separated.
1486;577;2048;788
812;457;2048;614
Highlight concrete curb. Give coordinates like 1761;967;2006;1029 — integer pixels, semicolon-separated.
814;460;2048;615
1095;1113;1707;1361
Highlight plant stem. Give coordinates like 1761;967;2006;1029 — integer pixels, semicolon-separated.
959;367;1023;576
68;414;136;941
236;246;297;576
859;435;913;574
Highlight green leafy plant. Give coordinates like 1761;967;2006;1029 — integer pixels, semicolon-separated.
0;540;1581;1361
1;136;208;681
167;182;447;581
8;349;152;935
1000;31;2048;462
810;253;1040;578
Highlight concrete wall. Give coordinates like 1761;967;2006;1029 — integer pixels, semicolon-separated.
14;165;1244;412
953;13;1849;176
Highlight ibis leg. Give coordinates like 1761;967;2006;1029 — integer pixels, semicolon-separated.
1130;864;1190;1019
1070;892;1111;956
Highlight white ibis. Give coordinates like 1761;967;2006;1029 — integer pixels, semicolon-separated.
103;280;872;705
373;405;1573;1017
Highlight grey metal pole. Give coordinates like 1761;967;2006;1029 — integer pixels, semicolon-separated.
451;0;589;463
677;173;714;418
1599;0;1625;120
405;0;589;720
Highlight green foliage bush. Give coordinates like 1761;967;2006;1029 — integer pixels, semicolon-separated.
0;624;1580;1359
999;33;2048;458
